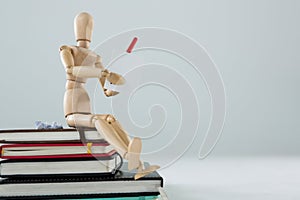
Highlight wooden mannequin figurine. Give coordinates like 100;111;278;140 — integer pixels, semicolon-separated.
59;12;159;179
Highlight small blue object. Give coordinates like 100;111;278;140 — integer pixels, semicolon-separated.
35;121;63;129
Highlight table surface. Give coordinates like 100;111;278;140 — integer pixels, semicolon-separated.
159;156;300;200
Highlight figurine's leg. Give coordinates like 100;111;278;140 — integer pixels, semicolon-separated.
108;119;142;170
94;114;130;146
92;114;142;170
93;115;128;157
67;113;151;173
67;114;129;157
66;114;95;128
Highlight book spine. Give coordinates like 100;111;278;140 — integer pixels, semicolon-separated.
1;150;117;160
1;142;109;148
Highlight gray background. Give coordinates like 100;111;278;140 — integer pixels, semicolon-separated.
0;0;299;158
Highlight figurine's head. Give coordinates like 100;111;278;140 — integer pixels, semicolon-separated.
74;12;94;48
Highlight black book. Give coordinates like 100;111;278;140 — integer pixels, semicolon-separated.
0;163;163;199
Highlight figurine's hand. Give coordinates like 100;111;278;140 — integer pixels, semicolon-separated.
104;89;119;97
100;69;125;85
107;72;125;85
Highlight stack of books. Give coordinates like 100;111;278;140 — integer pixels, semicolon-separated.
0;128;164;199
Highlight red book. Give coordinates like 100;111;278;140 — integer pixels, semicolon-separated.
0;142;116;160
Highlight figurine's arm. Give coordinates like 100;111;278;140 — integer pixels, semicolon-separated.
60;48;125;83
95;55;125;85
95;55;105;70
93;56;125;99
60;46;104;78
95;56;111;96
60;46;123;97
69;66;103;78
95;56;123;94
60;45;74;69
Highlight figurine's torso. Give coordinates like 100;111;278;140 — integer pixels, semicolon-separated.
62;45;101;117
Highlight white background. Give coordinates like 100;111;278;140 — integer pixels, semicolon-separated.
0;1;299;199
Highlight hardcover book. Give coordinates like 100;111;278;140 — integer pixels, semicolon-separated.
0;163;163;199
0;156;121;178
0;128;103;143
0;143;115;159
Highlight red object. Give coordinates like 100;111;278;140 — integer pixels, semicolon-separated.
126;37;138;53
0;143;116;160
0;151;117;160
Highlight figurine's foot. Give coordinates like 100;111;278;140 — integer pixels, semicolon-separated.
134;165;160;180
127;137;142;171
